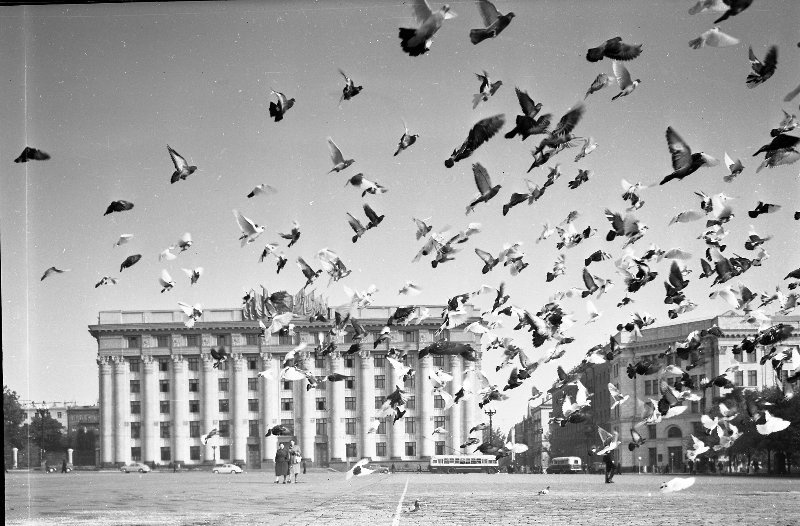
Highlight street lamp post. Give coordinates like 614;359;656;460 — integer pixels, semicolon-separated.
35;402;49;464
638;456;641;474
484;409;496;445
670;452;675;474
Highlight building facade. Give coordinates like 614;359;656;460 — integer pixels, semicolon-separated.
547;313;799;473
88;305;482;469
512;398;552;472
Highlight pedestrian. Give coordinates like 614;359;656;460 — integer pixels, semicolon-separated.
173;461;177;473
603;452;615;483
274;443;289;484
391;463;396;473
688;459;694;475
302;458;307;475
288;439;301;483
61;459;67;474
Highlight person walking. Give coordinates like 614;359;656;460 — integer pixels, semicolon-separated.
302;458;307;475
274;443;290;484
603;452;615;483
61;459;67;474
288;440;301;484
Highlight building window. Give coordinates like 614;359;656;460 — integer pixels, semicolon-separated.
219;420;230;437
690;400;700;413
130;401;141;414
405;418;416;434
190;446;200;461
374;375;386;389
189;421;200;438
160;422;170;439
735;371;744;385
345;358;354;369
127;336;139;348
131;447;141;461
435;441;445;455
130;422;141;439
216;360;227;371
219;445;230;460
280;419;294;435
434;395;444;409
281;398;293;411
189;400;199;413
156;335;170;348
189;379;199;392
648;425;656;439
129;357;140;372
692;421;704;437
405;442;416;457
159;380;169;393
667;426;683;438
187;356;199;371
282;380;292;391
378;419;387;435
186;335;199;347
161;447;171;461
249;420;260;437
747;370;757;386
246;334;260;346
314;356;325;369
434;416;446;430
278;333;294;345
248;398;259;412
130;380;141;393
376;442;387;457
316;398;326;411
345;376;355;389
406;396;416;410
216;335;227;347
159;358;169;372
219;399;230;413
401;331;416;343
746;351;757;363
345;418;357;435
374;354;385;368
316;418;327;436
433;355;445;367
160;401;170;414
247;377;258;391
346;443;358;458
375;396;384;410
345;397;357;410
404;375;416;389
218;378;229;392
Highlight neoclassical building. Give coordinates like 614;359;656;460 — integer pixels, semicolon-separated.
89;304;482;469
548;313;799;473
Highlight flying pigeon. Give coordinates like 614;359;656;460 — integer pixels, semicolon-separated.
159;269;176;293
181;267;203;285
338;69;363;103
120;254;142;272
713;0;753;23
746;45;778;88
41;267;70;281
445;114;505;168
689;27;739;49
469;0;514;44
723;152;744;182
660;477;696;493
268;89;295;121
394;119;419;156
104;200;134;216
233;209;265;246
327;138;355;173
398;0;456;56
584;73;612;99
114;234;134;247
586;37;643;62
472;71;503;109
247;184;278;198
611;61;641;101
660;127;718;185
279;221;301;247
14;147;50;163
466;162;501;214
345;173;387;197
94;276;118;288
177;302;203;327
505;88;548;141
167;145;197;184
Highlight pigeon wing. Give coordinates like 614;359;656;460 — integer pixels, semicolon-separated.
472;162;492;194
552;103;585;138
515;87;539;117
612;61;632;89
467;115;505;149
167;145;188;172
233;210;257;236
476;0;500;26
410;0;434;24
327;138;345;165
666;127;693;171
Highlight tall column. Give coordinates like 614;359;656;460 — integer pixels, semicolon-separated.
231;353;248;464
112;355;130;465
260;352;278;465
200;353;218;464
417;355;434;459
328;352;345;462
388;357;405;460
171;355;189;465
67;449;73;465
141;356;159;465
447;355;463;455
358;349;375;460
462;357;481;448
12;448;18;469
296;352;316;464
98;356;114;466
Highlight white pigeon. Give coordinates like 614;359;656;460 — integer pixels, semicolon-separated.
114;234;134;247
574;137;598;162
159;269;176;293
177;302;203;328
159;248;177;261
247;183;277;198
174;232;193;252
256;369;274;380
756;411;790;435
268;312;295;334
327;137;355;173
366;420;381;434
399;281;422;296
687;434;709;460
345;458;374;480
660;477;696;493
434;388;455;410
181;267;203;285
585;300;602;324
233;209;265;247
608;383;629;409
505;441;529;454
723;152;744;182
432;426;447;435
688;0;727;14
669;210;704;225
280;366;309;382
689;27;740;49
611;61;640;101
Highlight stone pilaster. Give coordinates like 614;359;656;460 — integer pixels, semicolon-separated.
358;349;375;460
328;352;345;462
388;356;405;460
260;352;278;464
171;354;188;464
296;352;316;465
200;353;218;464
231;353;248;464
98;355;114;466
417;355;434;459
141;355;159;464
111;355;130;465
447;355;463;455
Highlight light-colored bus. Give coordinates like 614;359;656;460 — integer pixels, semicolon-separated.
546;456;583;474
429;455;500;474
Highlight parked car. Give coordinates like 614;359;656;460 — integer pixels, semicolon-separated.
120;463;151;473
588;462;605;474
212;463;243;474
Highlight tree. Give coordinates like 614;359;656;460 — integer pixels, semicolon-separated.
3;385;25;449
24;411;66;457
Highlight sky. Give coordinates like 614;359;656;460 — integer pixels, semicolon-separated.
1;0;799;434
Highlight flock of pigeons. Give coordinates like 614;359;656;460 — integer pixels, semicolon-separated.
17;0;800;495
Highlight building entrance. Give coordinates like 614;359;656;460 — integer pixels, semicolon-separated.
315;443;329;467
247;444;261;469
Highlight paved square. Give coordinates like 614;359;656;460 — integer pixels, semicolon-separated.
5;470;798;525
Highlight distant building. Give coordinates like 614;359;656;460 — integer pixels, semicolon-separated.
513;397;552;472
547;313;799;473
21;401;75;431
66;405;100;465
88;304;482;469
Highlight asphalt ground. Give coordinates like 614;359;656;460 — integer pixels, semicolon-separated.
5;470;799;525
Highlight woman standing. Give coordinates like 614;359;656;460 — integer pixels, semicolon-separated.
288;439;301;484
274;443;290;484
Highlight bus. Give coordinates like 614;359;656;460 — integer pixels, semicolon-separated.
546;456;583;474
429;455;500;474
